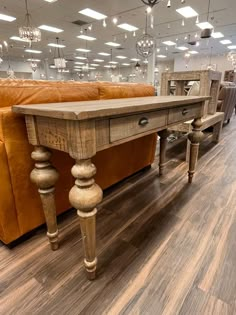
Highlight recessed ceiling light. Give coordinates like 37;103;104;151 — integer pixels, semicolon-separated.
115;55;127;59
93;59;104;62
98;52;110;56
79;8;107;20
38;25;63;33
77;34;96;41
76;48;91;52
189;50;199;54
90;63;99;66
109;61;118;64
196;22;214;30
220;39;232;44
162;41;176;46
27;58;41;62
157;55;167;58
25;49;42;54
228;45;236;49
211;32;224;38
10;36;28;42
104;65;111;68
131;58;140;61
122;63;130;66
75;56;87;60
117;23;138;32
105;42;121;47
48;43;66;48
176;6;198;18
44;0;58;2
176;46;188;51
74;62;84;64
0;13;16;22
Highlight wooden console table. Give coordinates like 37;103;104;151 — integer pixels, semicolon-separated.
13;96;209;280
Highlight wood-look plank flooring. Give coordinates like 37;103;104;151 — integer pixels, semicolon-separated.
1;117;236;315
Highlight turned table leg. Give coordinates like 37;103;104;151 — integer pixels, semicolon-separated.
187;118;204;184
30;146;59;250
69;159;103;280
158;129;170;176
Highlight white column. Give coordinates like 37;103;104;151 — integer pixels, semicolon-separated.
147;50;156;85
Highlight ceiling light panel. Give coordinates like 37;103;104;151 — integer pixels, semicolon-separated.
25;49;42;54
117;23;138;32
196;22;214;29
74;62;84;64
79;8;107;20
105;42;121;47
98;52;110;56
220;39;232;44
157;55;167;58
0;13;16;22
93;59;104;62
176;6;198;18
211;32;224;38
109;61;118;64
162;41;176;46
75;56;87;60
176;46;188;51
39;25;63;33
77;34;96;41
76;48;91;52
131;58;140;61
122;63;130;66
115;56;127;59
228;45;236;49
27;59;41;62
10;36;28;42
189;50;199;54
48;43;65;48
90;64;99;66
44;0;58;2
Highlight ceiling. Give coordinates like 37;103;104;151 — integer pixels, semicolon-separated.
0;0;236;70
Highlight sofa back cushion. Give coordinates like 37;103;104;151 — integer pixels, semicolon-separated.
0;81;99;108
99;84;155;99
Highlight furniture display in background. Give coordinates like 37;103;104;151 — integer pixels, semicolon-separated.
13;95;209;279
0;79;156;245
224;70;236;83
217;82;236;123
161;70;224;161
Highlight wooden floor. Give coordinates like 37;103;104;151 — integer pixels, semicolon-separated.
1;117;236;315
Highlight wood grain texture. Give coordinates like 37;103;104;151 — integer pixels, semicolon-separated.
1;117;236;315
12;96;210;120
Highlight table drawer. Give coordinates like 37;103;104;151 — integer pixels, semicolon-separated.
168;104;201;125
110;110;168;142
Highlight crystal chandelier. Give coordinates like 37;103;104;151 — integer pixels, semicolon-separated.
19;0;41;45
136;13;154;58
30;61;38;72
54;37;66;70
227;51;236;72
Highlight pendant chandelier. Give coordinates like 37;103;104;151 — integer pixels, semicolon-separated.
201;0;213;39
54;37;66;70
227;51;236;72
19;0;41;45
136;13;154;58
141;0;162;7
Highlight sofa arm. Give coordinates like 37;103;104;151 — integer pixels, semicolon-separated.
217;100;223;111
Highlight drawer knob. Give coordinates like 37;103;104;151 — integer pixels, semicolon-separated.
139;117;149;126
182;109;189;115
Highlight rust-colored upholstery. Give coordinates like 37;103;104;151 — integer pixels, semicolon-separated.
0;79;156;244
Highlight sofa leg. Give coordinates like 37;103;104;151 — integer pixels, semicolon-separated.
30;146;59;251
227;118;230;124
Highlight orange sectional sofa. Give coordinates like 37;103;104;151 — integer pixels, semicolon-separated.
0;79;157;245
